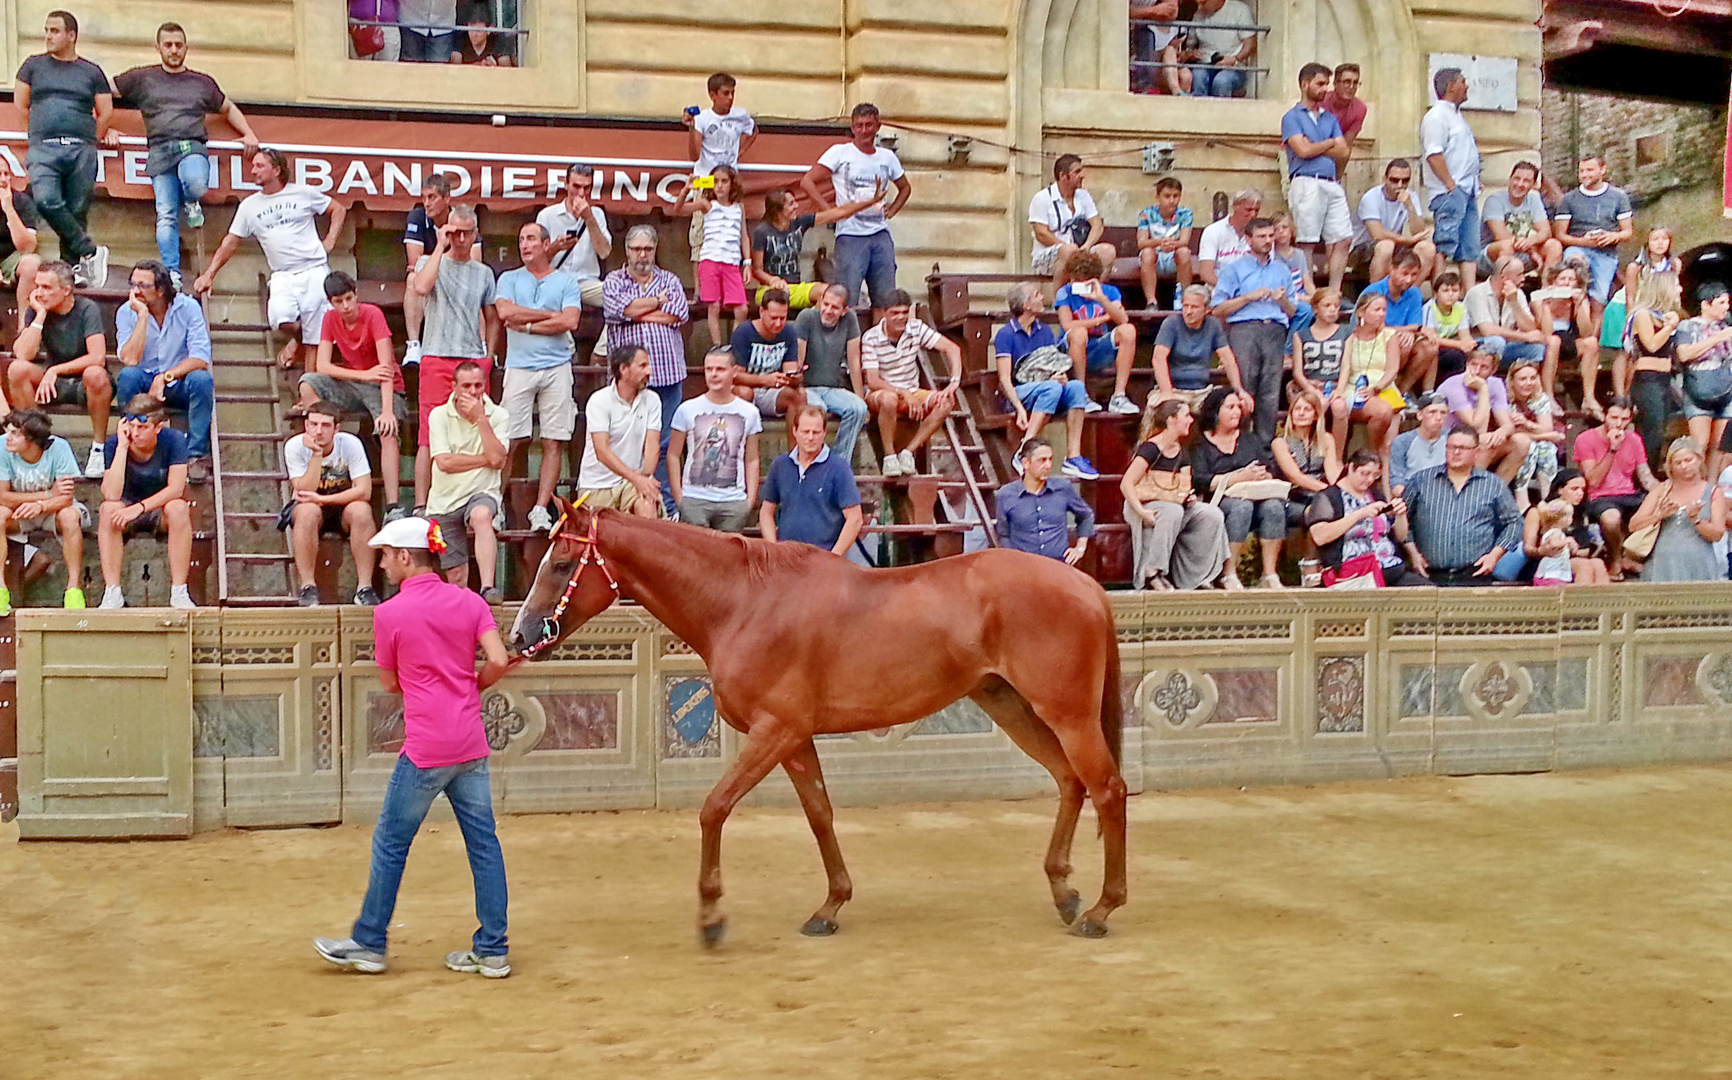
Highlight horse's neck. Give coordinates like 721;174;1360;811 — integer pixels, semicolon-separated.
602;515;744;655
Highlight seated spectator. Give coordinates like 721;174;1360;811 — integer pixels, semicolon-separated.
1331;290;1403;464
1271;387;1340;549
996;438;1094;565
1359;250;1433;390
1495;468;1609;585
1674;283;1732;480
1153;284;1249;414
451;4;515;65
730;288;805;428
795;283;871;468
1400;428;1523;586
348;0;401;62
861;290;964;478
496;223;582;532
1211;217;1298;445
1190;0;1257;98
302;270;404;512
1629;437;1727;582
668;347;761;533
1197;190;1260;286
1553;154;1632;315
603;225;690;516
1191;386;1286;589
1130;0;1190;96
751;187;881;309
8;261;111;478
1388;392;1450;496
97;396;194;610
760;405;863;555
426;361;508;602
0;408;87;611
0;155;43;327
537;163;611;322
1625;271;1683;476
576;345;662;518
1506;360;1564;507
1054;251;1138;415
1482;161;1561;274
1420;271;1475;385
1030;155;1119;287
1465;256;1556;371
1292;286;1350;439
1437;349;1527;481
115;260;215;459
1136;176;1193;305
1534;259;1599;408
1270;211;1318;310
282;401;379;607
1306;449;1431;587
408;203;496;511
1120;398;1230;590
993;283;1097;481
1572;397;1654;580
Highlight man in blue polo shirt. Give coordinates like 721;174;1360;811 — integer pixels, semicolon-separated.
1211;217;1296;443
759;405;863;554
1281;62;1352;293
1358;248;1434;390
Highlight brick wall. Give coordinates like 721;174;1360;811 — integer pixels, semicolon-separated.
1541;88;1727;204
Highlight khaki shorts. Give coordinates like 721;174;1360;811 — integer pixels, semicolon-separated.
577;481;657;515
1156;387;1214;413
577;277;605;307
0;249;27;285
501;365;577;441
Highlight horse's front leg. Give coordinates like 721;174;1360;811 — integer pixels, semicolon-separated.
783;738;853;935
696;716;802;947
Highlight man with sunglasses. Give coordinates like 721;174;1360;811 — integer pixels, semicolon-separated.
1350;159;1434;283
409;203;497;513
115;259;215;459
97;395;195;609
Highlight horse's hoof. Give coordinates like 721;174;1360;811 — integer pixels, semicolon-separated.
1070;919;1110;939
700;919;727;948
800;917;839;937
1057;893;1083;926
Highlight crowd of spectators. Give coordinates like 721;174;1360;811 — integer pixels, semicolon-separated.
348;2;523;66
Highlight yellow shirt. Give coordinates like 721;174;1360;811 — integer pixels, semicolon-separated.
1344;328;1396;386
427;396;509;516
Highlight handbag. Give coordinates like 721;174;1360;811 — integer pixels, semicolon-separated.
350;1;387;56
1132;467;1191;505
1623;521;1661;560
1012;344;1072;385
1322;553;1385;589
1216;479;1292;503
1681;361;1732;411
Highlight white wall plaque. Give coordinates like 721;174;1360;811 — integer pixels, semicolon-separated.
1428;54;1520;114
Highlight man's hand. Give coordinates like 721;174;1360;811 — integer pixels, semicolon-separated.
630;474;661;505
375;412;399;439
1408;548;1430;575
0;185;14;210
902;390;928;419
53;477;75;497
149;373;169;399
1388;496;1409;519
1471;550;1500;576
191;271;215;297
118;503;147;527
1485;428;1509;450
34;374;58;404
1394;329;1416;353
454;391;484;423
293;489;324;505
372;361;397;387
434;222;457;253
100;129;121;149
1013;405;1031;431
1064;539;1088;566
1606;426;1626;451
1463;372;1486;392
1513;236;1535;253
15;500;43;520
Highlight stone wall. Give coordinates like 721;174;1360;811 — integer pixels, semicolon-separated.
1540;88;1727;203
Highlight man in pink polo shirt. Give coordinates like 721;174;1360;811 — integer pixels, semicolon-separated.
315;516;516;978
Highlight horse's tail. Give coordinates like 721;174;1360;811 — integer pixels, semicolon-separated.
1099;630;1124;771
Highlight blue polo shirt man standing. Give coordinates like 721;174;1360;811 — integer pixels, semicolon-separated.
759;405;863;553
1211;217;1297;444
1280;62;1353;293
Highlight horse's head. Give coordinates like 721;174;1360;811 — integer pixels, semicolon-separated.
510;496;622;659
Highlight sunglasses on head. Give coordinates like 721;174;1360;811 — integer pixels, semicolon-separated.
123;413;157;423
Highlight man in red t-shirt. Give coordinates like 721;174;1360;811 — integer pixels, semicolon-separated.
1573;397;1656;577
1323;63;1367;170
297;270;403;509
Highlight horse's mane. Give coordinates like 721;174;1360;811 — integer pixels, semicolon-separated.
741;535;830;583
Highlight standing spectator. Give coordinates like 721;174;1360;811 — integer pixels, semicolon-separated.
1572;398;1655;580
407;205;497;512
993;283;1097;480
751;187;881;309
451;5;515;65
681;72;754;264
1420;67;1482;289
1281;63;1353;294
1388;392;1450;496
301;271;404;512
730;288;805;426
495;223;581;532
1350;159;1435;283
760;404;864;554
115;261;215;460
996;439;1094;565
577;345;662;517
1190;0;1258;98
194;148;346;371
668;348;761;533
1535;260;1599;409
1675;283;1732;480
282;401;380;607
114;22;261;281
1292;286;1351;439
1359;250;1434;391
398;0;457;63
8;261;112;478
1210;217;1297;444
689;165;751;350
1119;399;1231;590
1322;63;1366;164
1054;251;1139;416
1190;387;1288;589
1137;176;1193;306
1270;214;1317;339
0;150;44;322
1152;284;1250;414
861;290;965;478
427;361;508;601
405;174;481;368
1420;271;1475;385
96;396;195;610
0;408;87;612
15;10;113;289
801;103;911;314
1629;438;1727;582
603;226;690;516
1401;428;1523;585
348;0;401;62
795;284;871;468
1554;154;1633;318
1465;256;1555;370
536;163;611;319
1625;272;1683;476
1483;161;1561;274
1306;450;1432;587
1436;348;1527;480
1197;189;1260;286
1029;155;1118;287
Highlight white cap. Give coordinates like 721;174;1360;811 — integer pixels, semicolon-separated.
368;516;438;550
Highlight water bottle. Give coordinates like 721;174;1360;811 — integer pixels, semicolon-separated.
1354;374;1369;405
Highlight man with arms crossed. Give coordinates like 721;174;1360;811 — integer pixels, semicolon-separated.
495;222;582;533
282;401;380;607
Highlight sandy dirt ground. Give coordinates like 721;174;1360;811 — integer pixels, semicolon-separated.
6;766;1732;1079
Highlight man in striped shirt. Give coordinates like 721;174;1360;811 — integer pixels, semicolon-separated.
1400;428;1522;585
602;225;690;515
860;289;963;478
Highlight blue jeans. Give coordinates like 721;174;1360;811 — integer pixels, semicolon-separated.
352;754;508;956
803;385;868;467
1493;547;1530;582
1219;497;1287;543
26;139;97;263
1196;67;1248;97
1428;186;1482;265
150;153;210;273
115;365;215;457
399;28;458;61
1016;378;1089;416
1576;248;1620;305
834;231;898;309
653;381;685;517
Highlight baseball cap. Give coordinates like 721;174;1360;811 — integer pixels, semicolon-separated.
368;516;438;550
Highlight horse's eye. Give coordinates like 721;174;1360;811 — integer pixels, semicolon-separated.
552;560;576;574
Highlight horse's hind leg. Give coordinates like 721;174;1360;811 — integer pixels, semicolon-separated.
1050;722;1128;939
969;679;1088;926
782;738;853;936
696;718;802;947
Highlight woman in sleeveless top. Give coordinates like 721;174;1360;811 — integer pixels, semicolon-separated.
1629;438;1726;582
1624;268;1682;476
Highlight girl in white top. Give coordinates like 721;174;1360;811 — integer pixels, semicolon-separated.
689;165;752;350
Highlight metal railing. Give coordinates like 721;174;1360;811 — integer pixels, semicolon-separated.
349;0;526;66
1130;18;1270;98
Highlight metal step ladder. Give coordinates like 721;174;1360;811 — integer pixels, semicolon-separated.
916;350;1000;548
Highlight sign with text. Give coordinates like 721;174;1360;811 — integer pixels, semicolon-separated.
1427;54;1519;114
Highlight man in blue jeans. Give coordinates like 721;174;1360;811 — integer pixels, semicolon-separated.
1420;67;1482;290
315;515;517;978
15;10;114;289
115;261;215;459
801;103;912;318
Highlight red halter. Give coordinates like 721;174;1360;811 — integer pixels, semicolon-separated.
523;508;619;658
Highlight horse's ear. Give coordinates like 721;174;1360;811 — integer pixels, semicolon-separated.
551;493;573;520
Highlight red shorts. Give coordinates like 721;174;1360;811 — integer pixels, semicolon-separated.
697;259;747;307
418;355;493;447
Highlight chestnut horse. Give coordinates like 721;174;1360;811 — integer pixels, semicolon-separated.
510;499;1128;942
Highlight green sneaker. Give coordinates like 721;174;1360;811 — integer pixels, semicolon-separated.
0;585;10;616
63;587;85;609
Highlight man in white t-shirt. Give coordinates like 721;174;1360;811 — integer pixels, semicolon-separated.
578;345;663;518
667;347;762;533
1350;158;1435;281
283;400;379;607
535;162;612;310
1028;154;1119;285
194;148;345;371
1197;189;1261;286
801;103;911;316
1191;0;1258;98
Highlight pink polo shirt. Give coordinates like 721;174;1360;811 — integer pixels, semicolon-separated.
373;572;498;768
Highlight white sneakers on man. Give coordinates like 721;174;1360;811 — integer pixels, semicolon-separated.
85;444;106;478
99;586;125;609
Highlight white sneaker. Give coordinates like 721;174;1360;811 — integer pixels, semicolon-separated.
85;443;106;478
527;505;554;533
1108;393;1139;416
99;586;125;610
170;585;196;610
79;245;109;289
1083;398;1104;413
897;449;917;476
403;341;423;367
881;451;905;478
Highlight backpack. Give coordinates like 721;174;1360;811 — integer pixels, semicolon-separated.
1012;345;1072;385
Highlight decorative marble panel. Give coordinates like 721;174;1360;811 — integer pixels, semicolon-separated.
194;695;281;758
1400;663;1471;719
1645;656;1708;707
1204;669;1278;724
528;692;620;751
368;691;405;755
663;676;719;759
1556;657;1589;710
912;698;995;736
1315;656;1365;733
